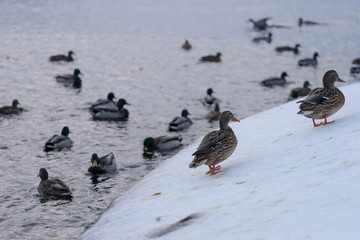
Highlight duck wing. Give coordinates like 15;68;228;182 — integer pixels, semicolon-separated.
192;130;231;156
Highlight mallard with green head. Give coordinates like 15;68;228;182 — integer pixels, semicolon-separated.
0;99;21;115
297;70;345;127
261;72;289;87
37;168;72;200
143;135;182;154
49;51;74;62
44;126;73;152
298;52;319;67
55;68;82;88
90;98;129;120
169;109;192;131
89;92;117;112
203;88;220;107
189;111;240;175
88;152;116;174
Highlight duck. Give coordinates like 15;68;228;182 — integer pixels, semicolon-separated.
297;70;346;127
189;111;239;175
275;44;301;54
182;40;192;50
290;80;311;98
261;72;289;87
200;52;222;62
49;51;74;62
143;135;182;154
90;98;129;120
44;126;73;152
352;58;360;65
55;68;82;88
89;92;117;112
88;152;116;174
169;109;192;131
206;103;221;122
202;88;220;106
0;99;21;115
37;168;72;200
252;33;272;43
247;17;271;30
298;17;322;27
298;52;319;67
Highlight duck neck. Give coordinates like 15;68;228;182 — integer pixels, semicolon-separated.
219;118;231;131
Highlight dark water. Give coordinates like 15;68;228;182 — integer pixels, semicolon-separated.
0;0;359;239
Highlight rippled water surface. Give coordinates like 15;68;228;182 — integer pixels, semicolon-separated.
0;0;359;239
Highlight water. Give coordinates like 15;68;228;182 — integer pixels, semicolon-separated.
0;0;359;239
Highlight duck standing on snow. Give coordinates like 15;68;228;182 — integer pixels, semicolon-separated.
275;44;301;54
49;51;74;62
290;80;311;99
189;111;239;175
90;98;129;121
182;40;192;50
297;70;345;127
44;126;73;152
55;68;82;88
200;52;222;63
88;153;116;174
143;136;182;154
89;92;117;112
206;103;221;122
261;72;289;87
0;99;21;115
169;109;192;132
298;52;319;67
252;33;272;43
203;88;219;106
37;168;72;200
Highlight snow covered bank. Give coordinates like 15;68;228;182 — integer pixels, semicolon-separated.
79;83;360;240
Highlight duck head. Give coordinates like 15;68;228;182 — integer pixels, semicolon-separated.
181;109;189;117
73;69;83;76
143;137;155;151
68;51;74;56
91;153;100;166
61;126;70;136
107;92;116;101
216;52;222;57
12;99;20;107
281;72;289;79
313;52;319;59
207;88;214;96
38;168;49;181
304;80;311;88
323;70;345;89
219;111;240;130
117;99;129;109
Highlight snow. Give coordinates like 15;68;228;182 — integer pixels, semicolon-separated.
79;83;360;240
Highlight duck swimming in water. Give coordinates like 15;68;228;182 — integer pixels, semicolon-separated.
0;99;21;115
298;52;319;67
275;44;301;54
90;99;129;121
189;111;239;175
37;168;72;200
89;92;117;112
290;80;311;99
182;40;192;50
261;72;289;87
169;109;192;132
297;70;345;127
49;51;74;62
247;17;271;31
44;126;73;152
200;52;222;62
55;68;82;88
88;152;116;174
143;135;182;154
252;33;272;43
206;103;221;123
202;88;220;107
298;18;324;27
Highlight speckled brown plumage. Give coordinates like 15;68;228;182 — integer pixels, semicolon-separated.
37;168;72;200
0;99;20;115
297;70;345;126
189;111;239;175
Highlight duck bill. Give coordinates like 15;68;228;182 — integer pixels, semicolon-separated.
143;146;146;151
92;161;98;167
337;77;346;83
231;117;240;122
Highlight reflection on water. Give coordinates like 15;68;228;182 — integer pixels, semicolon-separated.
0;0;359;239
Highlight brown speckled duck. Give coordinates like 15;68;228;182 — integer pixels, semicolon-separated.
275;44;301;54
37;168;72;200
49;51;74;62
0;99;21;115
189;111;239;175
200;52;222;63
297;70;345;127
206;104;221;122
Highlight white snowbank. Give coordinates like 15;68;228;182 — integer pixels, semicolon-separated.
80;83;360;240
